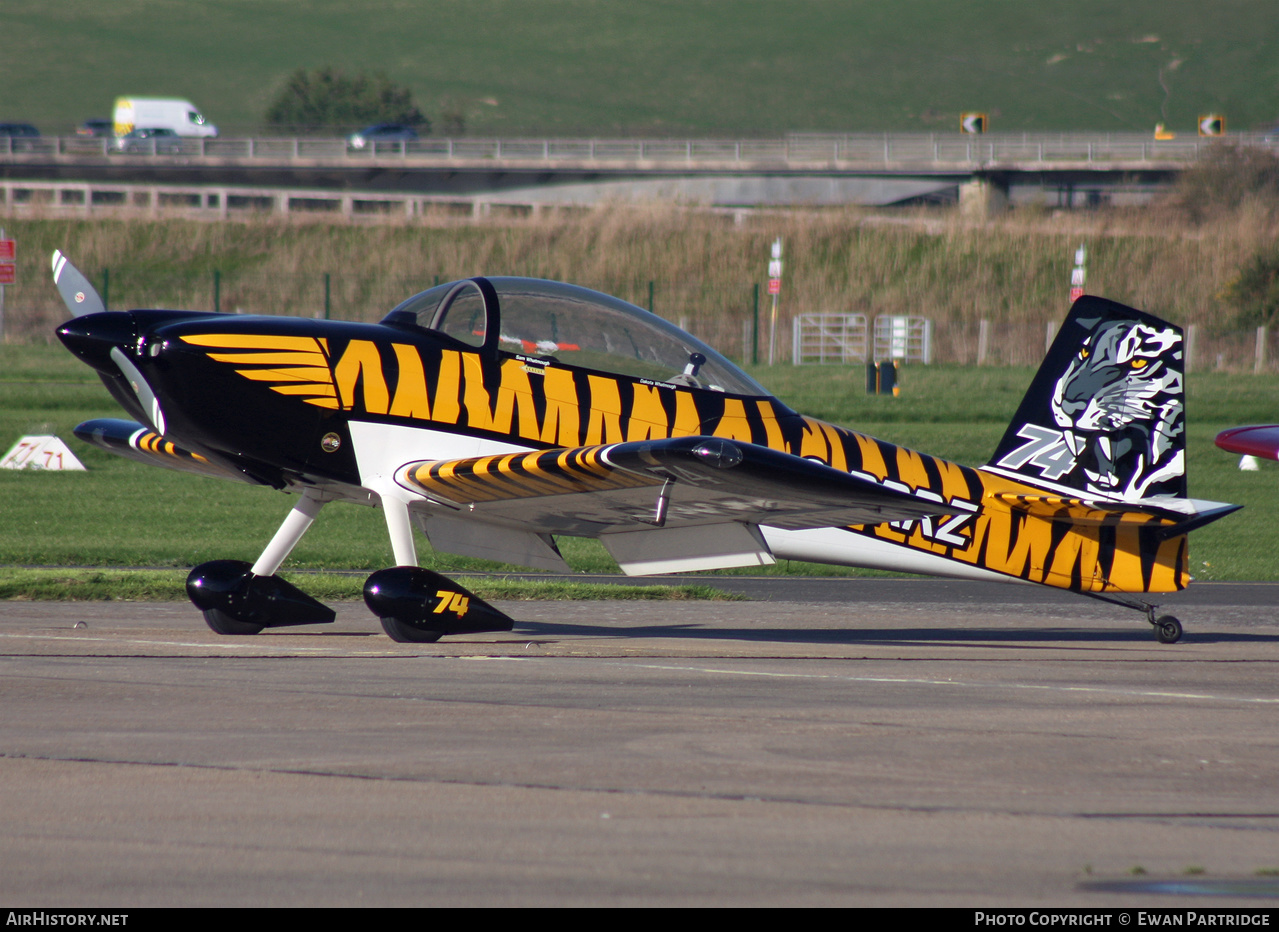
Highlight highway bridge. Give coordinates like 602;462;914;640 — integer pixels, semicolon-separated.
0;131;1262;217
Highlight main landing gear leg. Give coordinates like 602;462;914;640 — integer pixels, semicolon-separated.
187;489;336;635
364;494;514;643
251;489;327;578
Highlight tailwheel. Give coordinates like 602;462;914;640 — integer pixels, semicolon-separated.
379;617;444;643
202;608;265;636
1154;615;1183;644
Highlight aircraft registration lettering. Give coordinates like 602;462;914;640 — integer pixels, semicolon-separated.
906;521;949;555
872;522;909;544
946;513;991;566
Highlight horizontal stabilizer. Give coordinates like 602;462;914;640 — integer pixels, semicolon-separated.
996;493;1241;539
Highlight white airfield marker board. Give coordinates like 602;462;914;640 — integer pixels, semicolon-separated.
0;435;86;471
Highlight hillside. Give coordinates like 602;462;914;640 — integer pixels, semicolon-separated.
4;0;1279;136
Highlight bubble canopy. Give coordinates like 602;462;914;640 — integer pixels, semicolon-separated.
381;277;768;397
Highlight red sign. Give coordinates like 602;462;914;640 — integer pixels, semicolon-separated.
767;278;781;295
0;263;15;285
1069;286;1084;303
0;240;13;261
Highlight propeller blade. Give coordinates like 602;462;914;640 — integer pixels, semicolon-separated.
51;250;107;317
109;347;166;435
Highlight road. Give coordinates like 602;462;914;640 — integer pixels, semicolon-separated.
1;579;1277;906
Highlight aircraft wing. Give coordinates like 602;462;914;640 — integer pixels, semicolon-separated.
396;436;964;574
73;418;255;483
400;436;962;533
1215;425;1279;462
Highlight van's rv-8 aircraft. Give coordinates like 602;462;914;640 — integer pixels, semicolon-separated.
51;251;1238;644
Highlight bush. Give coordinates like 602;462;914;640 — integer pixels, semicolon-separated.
1224;248;1279;327
1170;144;1279;223
264;67;429;134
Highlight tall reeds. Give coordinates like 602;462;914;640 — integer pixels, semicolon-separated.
3;202;1275;367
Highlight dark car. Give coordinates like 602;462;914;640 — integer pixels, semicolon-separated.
112;127;185;154
348;123;419;149
0;123;42;152
76;119;114;138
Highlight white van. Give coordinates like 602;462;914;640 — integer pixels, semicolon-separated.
113;98;218;138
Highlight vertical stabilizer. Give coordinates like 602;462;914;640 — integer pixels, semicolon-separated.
986;296;1185;501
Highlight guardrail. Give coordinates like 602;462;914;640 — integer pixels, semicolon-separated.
1;132;1269;166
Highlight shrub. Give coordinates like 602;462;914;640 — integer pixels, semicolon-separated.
264;67;429;135
1170;144;1279;223
1224;247;1279;327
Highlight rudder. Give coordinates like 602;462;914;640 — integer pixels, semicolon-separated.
985;296;1186;502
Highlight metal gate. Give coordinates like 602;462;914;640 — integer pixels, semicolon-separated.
872;316;932;364
792;313;868;364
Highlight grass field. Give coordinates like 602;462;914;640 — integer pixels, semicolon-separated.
2;345;1276;583
5;1;1279;136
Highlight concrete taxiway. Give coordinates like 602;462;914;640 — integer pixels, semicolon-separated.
1;579;1278;906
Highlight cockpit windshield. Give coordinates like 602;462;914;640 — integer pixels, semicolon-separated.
381;277;768;396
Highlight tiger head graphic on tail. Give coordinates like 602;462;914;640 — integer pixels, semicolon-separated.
988;296;1186;502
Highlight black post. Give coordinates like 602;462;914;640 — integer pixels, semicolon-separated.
752;283;760;365
213;270;221;313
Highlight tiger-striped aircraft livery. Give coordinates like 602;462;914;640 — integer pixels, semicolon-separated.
52;252;1237;643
